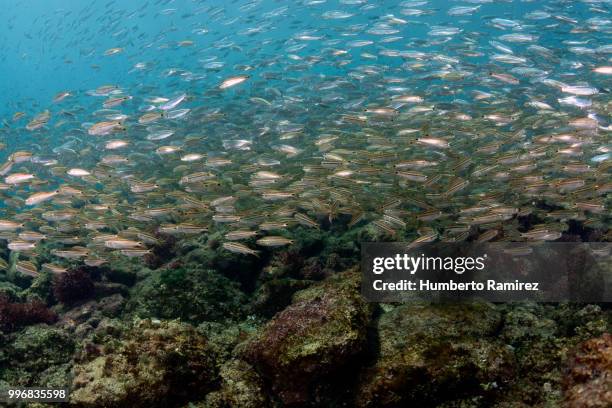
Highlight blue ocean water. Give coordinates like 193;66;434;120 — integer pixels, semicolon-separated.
1;0;606;121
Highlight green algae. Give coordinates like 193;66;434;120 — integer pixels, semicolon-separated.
70;319;218;408
125;265;248;324
0;326;74;387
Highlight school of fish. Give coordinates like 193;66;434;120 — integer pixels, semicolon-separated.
0;0;610;277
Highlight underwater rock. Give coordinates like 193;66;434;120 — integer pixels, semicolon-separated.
1;326;74;387
251;277;313;317
93;282;129;298
496;303;610;406
496;303;565;406
126;265;247;323
58;300;99;328
0;281;21;298
199;243;266;293
356;302;514;407
198;319;263;374
70;319;218;408
499;304;558;345
97;294;126;317
204;359;270;408
266;248;307;278
57;294;126;336
88;317;125;345
563;333;612;408
242;269;371;405
554;304;610;341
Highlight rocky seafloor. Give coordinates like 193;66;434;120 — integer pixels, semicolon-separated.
0;226;610;408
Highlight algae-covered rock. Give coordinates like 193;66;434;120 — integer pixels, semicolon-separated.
204;359;270;408
0;281;21;299
97;294;126;317
496;303;610;407
199;320;261;362
500;304;557;345
563;333;612;408
1;326;75;386
251;277;313;317
181;233;265;292
70;319;218;408
242;269;371;405
126;265;248;323
356;302;514;407
554;304;610;341
50;296;126;347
